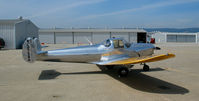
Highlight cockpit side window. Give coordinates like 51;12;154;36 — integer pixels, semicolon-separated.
104;39;111;47
119;40;124;48
113;40;124;48
113;40;118;48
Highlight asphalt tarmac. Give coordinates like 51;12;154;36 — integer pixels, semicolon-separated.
0;43;199;101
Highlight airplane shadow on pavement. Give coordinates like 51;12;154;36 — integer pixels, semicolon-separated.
38;67;189;95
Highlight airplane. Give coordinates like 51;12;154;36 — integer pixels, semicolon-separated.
22;37;175;77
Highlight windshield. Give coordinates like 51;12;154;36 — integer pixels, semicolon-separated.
113;40;124;48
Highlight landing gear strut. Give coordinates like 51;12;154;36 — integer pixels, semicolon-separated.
143;64;150;71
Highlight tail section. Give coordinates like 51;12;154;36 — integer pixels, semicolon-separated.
22;37;42;63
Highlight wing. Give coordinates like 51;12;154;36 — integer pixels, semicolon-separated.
97;53;175;65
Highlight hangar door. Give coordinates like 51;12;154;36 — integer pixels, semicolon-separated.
39;32;54;44
56;32;73;44
93;33;110;44
167;35;196;43
137;32;146;43
74;32;92;44
111;32;129;42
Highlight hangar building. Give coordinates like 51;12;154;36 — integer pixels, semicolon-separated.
152;32;199;43
39;28;148;44
0;18;38;49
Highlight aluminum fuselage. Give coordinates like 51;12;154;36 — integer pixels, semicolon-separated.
36;38;155;64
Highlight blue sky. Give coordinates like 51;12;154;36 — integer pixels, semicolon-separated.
0;0;199;28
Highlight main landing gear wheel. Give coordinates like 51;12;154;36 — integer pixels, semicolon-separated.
143;64;150;71
118;67;129;77
106;65;114;70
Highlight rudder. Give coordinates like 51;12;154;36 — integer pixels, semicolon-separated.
22;37;41;63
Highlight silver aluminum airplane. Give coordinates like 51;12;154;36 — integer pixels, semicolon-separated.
22;37;175;77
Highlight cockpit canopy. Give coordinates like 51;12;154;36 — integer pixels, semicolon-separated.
113;39;124;48
102;38;131;48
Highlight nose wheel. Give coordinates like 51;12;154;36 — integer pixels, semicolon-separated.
143;64;150;71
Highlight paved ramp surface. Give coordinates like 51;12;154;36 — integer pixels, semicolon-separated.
0;44;199;101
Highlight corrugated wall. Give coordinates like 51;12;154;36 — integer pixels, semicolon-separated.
56;32;73;44
130;32;137;43
153;32;199;43
15;20;38;49
167;34;196;43
111;32;129;42
93;32;110;44
0;24;15;49
39;32;54;44
74;32;92;44
26;21;38;38
152;32;166;43
15;21;26;49
38;30;147;44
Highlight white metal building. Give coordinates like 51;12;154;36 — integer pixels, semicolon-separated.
39;28;147;44
152;32;199;43
0;19;38;49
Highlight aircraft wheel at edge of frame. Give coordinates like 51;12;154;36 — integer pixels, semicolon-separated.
106;65;114;70
118;67;129;77
143;64;150;71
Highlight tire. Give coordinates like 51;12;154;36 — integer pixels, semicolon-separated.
106;65;114;70
118;67;129;77
0;38;5;49
143;65;150;71
96;65;106;72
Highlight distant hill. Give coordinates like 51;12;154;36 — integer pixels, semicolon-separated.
144;28;199;33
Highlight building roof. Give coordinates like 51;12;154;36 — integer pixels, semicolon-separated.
0;19;38;29
39;28;147;33
0;19;28;24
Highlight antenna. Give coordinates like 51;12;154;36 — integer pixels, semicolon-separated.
84;37;93;45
